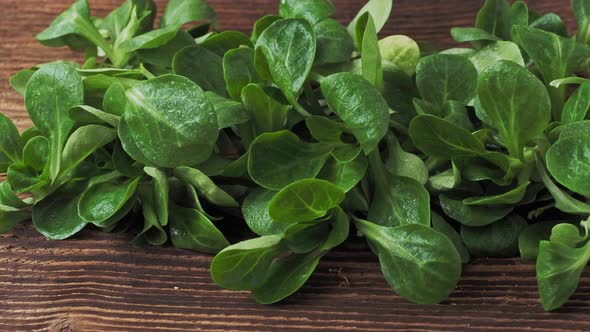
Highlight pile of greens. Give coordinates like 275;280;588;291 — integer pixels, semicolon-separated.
2;0;590;310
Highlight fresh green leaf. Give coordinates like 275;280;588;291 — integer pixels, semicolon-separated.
111;141;143;178
550;223;587;247
469;41;524;73
381;64;419;127
201;31;253;56
461;215;528;257
321;206;350;251
68;105;120;127
550;77;587;88
379;35;420;76
0;207;30;234
440;194;513;226
546;135;590;197
61;125;117;177
120;25;182;52
160;0;217;28
32;182;87;240
536;153;590;215
530;13;567;37
573;0;590;43
117;115;153;166
251;15;282;43
450;27;500;43
428;165;462;192
511;1;529;26
36;0;108;53
519;220;561;260
315;19;354;66
354;219;462;304
173;45;227;97
477;60;551;159
432;212;470;263
144;167;169;226
205;92;249;129
475;0;512;40
22;136;49;171
169;205;229;253
463;182;530;206
268;178;344;224
241;84;289;135
133;183;168;246
9;69;35;96
279;0;335;24
248;131;332;190
512;25;590;118
101;0;156;42
137;30;195;68
25;62;84;182
7;163;47;197
537;240;590;311
355;13;383;90
562;79;590;125
242;188;287;236
443;101;473;131
102;82;127;116
251;251;320;304
0;113;23;163
368;175;431;227
223;48;260;101
78;178;138;227
556;121;590;140
454;151;520;186
332;144;362;164
124;75;219;167
440;48;478;57
174;166;238;207
305;116;345;144
282;221;331;253
211;235;283;290
410;115;485;159
347;0;392;37
318;154;368;192
255;18;316;110
416;54;478;108
0;182;29;209
321;72;390;153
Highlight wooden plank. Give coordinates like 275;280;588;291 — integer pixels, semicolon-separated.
0;226;590;331
0;0;587;331
2;225;590;331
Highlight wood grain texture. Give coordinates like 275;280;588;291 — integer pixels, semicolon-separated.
0;0;588;331
2;224;590;332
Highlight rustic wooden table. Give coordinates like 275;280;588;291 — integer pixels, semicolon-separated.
1;0;589;331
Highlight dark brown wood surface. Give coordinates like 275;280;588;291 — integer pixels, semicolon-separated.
1;1;589;331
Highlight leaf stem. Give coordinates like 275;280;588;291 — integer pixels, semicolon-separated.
309;72;326;83
548;85;566;121
367;148;389;195
578;23;590;45
291;100;312;117
78;19;117;66
303;81;323;115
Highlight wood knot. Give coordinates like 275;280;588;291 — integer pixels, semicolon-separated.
48;314;79;332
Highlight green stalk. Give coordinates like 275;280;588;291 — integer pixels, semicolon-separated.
77;19;116;64
548;85;566;121
367;148;388;194
303;81;323;115
291;99;312;117
578;23;590;45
